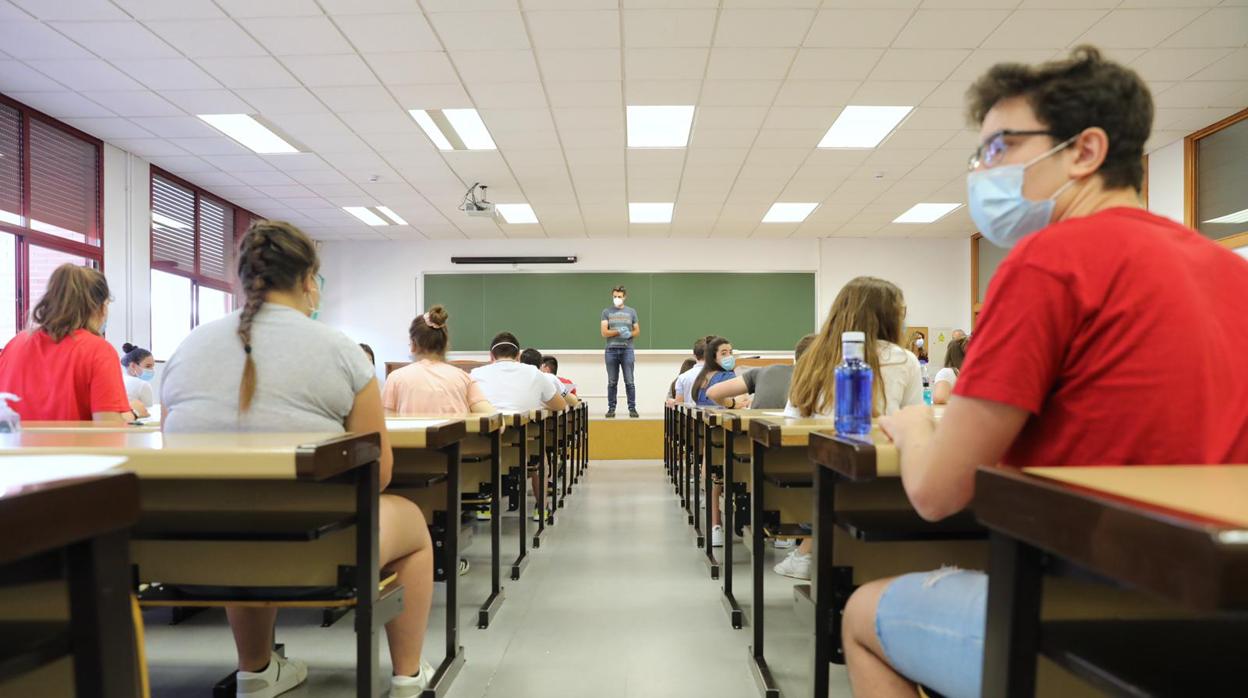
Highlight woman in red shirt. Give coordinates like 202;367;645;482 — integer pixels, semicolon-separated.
0;264;132;422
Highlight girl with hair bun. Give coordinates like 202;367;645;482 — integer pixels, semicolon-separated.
120;342;155;418
382;305;496;415
160;220;438;697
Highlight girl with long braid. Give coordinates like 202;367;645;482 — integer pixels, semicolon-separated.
161;220;437;697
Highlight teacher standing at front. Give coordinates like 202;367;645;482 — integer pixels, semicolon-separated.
600;285;640;418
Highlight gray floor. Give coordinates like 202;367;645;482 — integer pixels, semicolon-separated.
144;460;850;697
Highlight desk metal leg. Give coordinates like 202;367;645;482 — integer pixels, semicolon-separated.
68;529;141;698
511;430;529;581
703;421;720;578
534;422;548;549
692;416;702;534
981;532;1043;698
749;442;780;698
427;442;465;698
350;461;381;698
721;433;743;628
812;464;837;698
559;412;569;507
479;431;505;628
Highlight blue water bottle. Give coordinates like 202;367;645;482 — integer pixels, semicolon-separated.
834;331;873;436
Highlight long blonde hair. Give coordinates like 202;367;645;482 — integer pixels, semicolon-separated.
788;277;906;417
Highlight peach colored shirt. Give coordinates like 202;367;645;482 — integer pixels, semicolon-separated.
382;359;486;415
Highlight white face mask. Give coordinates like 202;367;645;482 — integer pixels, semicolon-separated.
915;337;925;349
613;297;624;307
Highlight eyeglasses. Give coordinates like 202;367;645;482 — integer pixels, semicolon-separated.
968;129;1056;171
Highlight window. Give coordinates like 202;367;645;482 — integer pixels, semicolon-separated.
0;95;104;347
149;169;258;358
1186;107;1248;249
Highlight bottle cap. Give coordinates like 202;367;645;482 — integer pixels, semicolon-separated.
841;331;865;343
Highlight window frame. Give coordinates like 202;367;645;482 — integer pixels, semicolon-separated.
0;92;105;333
1185;106;1248;250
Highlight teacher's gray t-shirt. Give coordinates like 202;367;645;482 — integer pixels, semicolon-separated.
742;364;795;410
602;305;638;348
161;304;374;433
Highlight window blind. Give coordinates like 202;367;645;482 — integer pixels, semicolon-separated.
28;118;98;244
199;196;232;282
0;105;19;227
151;174;196;274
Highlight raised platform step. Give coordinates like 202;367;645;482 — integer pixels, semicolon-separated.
590;417;661;460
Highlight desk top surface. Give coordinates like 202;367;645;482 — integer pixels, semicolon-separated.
749;416;839;448
21;421;160;432
808;428;898;480
384;416;472;450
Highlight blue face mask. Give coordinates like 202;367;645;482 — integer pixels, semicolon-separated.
139;369;155;382
967;137;1077;249
720;356;736;372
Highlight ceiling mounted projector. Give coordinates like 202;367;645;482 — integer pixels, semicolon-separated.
460;182;495;218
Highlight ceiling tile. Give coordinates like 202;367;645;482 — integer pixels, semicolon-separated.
559;127;624;148
1188;48;1248;82
108;138;187;157
527;10;620;49
537;49;621;81
789;48;883;80
10;92;114;118
428;11;530;51
113;0;225;19
715;9;815;47
921;80;973;108
1078;8;1206;49
61;117;155;139
450;50;541;84
0;61;68;92
689;128;759;148
981;11;1107;49
282;54;379;87
143;19;267;57
113;58;222;91
1155;80;1248;109
621;9;716;47
391;82;473;108
625;79;701;103
773;79;860;106
49;21;178;58
850;80;938;105
0;22;92;59
706;48;796;80
1161;7;1248;48
80;90;182;117
869;49;970;81
12;0;126;20
197;57;300;88
553;107;624;131
625;48;708;80
466;82;548;108
147;155;219;173
699;80;782;106
312;85;398;112
899;107;966;130
693;106;768;130
338;110;418;135
544;81;622;108
130;116;220;138
762;106;837;130
26;59;146;91
1129;48;1234;82
168;137;250;156
948;49;1058;81
232;87;327;114
239;16;353;55
160;88;258;116
202;153;276;171
319;0;427;13
804;9;911;47
334;13;441;53
364;52;458;85
263;153;335;171
893;10;1011;49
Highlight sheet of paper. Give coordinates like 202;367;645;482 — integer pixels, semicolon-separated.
0;455;130;490
764;411;788;417
385;419;451;431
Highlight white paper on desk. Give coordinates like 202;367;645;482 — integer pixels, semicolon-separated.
385;419;451;431
0;455;129;490
763;411;788;417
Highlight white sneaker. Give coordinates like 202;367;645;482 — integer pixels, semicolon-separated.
236;653;308;698
773;538;797;549
390;659;436;698
773;550;812;580
531;509;542;522
710;525;724;548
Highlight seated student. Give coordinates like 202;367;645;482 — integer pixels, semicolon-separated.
470;334;567;413
841;47;1248;698
784;277;923;419
0;264;132;422
707;334;817;410
121;343;156;419
521;348;580;408
931;336;968;405
674;335;714;406
161;220;437;697
540;355;576;396
691;337;738;408
667;358;697;405
383;306;495;415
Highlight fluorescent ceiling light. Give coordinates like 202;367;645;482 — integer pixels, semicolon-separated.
496;203;539;224
627;105;695;148
818;106;913;149
893;203;962;224
151;212;188;230
197;114;298;154
408;108;495;151
375;206;408;226
344;206;389;226
629;202;674;224
1204;208;1248;225
763;202;819;223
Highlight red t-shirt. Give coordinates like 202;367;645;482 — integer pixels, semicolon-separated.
0;329;132;420
558;376;577;396
955;207;1248;468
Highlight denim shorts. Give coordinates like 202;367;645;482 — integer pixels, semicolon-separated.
875;568;988;698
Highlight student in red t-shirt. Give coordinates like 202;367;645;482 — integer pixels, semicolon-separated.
841;47;1248;698
0;264;132;422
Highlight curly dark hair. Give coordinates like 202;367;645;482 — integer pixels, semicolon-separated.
967;45;1153;191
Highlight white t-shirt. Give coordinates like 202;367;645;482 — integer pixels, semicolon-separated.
783;342;923;418
543;372;571;397
933;367;958;389
470;360;557;413
123;373;154;407
674;361;704;406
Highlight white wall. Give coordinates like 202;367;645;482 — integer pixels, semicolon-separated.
101;144;151;353
1148;139;1185;224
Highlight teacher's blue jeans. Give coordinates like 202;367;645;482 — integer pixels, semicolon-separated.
604;346;636;411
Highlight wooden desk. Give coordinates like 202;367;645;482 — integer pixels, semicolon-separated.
977;465;1248;698
526;410;555;548
388;415;506;630
0;431;394;698
502;413;532;580
0;458;140;698
21;421;159;433
714;409;777;629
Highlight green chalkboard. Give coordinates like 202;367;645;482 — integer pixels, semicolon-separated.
423;272;815;351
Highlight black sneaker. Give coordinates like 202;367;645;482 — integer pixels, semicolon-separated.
605;410;616;418
628;409;640;418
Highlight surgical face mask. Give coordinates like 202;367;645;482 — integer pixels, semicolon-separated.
139;368;155;382
613;297;624;308
720;355;736;371
967;137;1078;249
915;337;925;349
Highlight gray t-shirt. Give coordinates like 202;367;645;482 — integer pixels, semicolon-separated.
161;304;374;433
742;364;794;410
602;305;638;348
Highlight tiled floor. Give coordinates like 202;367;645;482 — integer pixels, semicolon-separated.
144;460;850;697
